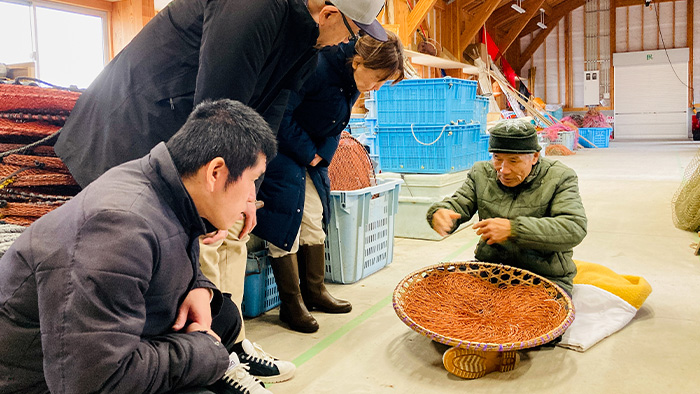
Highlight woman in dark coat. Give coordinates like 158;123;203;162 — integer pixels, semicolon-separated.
254;32;404;333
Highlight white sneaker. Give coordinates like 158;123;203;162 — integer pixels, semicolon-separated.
238;339;296;384
211;352;272;394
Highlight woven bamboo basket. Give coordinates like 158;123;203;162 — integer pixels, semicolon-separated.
328;131;376;191
393;261;575;352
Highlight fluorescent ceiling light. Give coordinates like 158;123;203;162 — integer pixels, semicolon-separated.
537;22;547;29
511;3;526;13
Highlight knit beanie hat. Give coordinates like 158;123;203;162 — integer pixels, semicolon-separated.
488;119;541;153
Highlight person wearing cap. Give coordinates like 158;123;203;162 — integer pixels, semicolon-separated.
428;119;587;296
56;0;388;188
427;119;587;380
52;0;387;387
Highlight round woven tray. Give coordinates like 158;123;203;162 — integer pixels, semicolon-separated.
393;261;575;352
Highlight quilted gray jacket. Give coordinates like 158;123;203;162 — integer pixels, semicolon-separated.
0;143;228;393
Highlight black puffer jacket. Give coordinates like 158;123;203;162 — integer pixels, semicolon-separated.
0;143;228;393
55;0;318;187
254;42;360;250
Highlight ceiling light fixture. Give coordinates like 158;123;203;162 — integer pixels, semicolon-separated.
537;8;547;29
511;0;526;14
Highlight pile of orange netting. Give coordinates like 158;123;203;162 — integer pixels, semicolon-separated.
328;131;376;191
393;261;575;351
0;81;81;227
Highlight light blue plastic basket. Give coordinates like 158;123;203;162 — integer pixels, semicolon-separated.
241;250;280;318
578;127;612;148
377;123;482;173
375;77;478;125
324;179;402;284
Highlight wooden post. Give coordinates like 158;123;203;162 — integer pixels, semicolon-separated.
393;0;410;48
112;0;154;56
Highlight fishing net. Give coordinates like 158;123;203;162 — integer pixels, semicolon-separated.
545;144;575;156
672;148;700;231
0;81;81;227
393;261;575;351
0;83;81;114
328;131;376;191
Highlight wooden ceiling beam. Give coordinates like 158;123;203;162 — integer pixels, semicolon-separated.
494;0;546;54
406;0;440;39
459;0;502;56
614;0;675;6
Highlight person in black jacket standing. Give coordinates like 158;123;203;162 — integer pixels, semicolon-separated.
0;100;279;394
254;32;405;333
55;0;388;187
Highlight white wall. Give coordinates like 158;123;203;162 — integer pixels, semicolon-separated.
522;1;698;109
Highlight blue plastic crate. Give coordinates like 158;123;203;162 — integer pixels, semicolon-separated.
478;133;491;161
578;127;612;148
377;123;482;173
324;179;401;284
241;250;280;318
375;77;478;125
473;96;490;133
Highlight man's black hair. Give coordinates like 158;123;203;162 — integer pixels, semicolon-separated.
166;99;277;184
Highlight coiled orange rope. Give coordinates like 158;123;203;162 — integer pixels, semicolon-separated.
401;272;568;344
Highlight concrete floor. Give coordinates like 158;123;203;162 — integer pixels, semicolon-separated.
246;139;700;393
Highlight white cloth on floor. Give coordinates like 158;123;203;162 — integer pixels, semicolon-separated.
557;283;638;352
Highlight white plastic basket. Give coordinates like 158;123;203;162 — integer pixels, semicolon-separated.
324;179;402;284
553;131;576;151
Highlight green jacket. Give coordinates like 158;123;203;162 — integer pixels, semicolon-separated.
426;157;587;294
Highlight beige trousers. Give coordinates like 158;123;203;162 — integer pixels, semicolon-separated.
268;171;326;258
199;219;248;342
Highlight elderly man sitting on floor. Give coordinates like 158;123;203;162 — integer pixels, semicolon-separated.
427;119;587;379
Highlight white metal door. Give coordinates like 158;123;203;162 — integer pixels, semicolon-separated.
613;48;689;139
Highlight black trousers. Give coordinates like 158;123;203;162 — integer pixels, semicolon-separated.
211;293;242;353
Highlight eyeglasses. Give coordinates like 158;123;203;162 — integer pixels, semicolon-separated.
325;1;358;41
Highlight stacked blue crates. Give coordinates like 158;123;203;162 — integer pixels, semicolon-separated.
374;78;488;173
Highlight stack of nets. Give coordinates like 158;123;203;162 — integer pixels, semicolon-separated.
393;261;575;351
0;80;81;250
328;131;376;191
672;148;700;232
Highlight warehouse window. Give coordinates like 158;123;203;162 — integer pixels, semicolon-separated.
0;0;108;89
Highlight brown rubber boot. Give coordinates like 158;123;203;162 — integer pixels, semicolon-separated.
298;244;352;313
270;254;319;333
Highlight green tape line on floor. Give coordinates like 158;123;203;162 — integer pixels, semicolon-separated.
290;236;480;368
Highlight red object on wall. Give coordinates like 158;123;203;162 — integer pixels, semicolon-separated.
482;28;517;88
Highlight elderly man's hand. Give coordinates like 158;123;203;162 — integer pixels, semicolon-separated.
172;287;213;332
473;218;512;244
431;209;462;237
